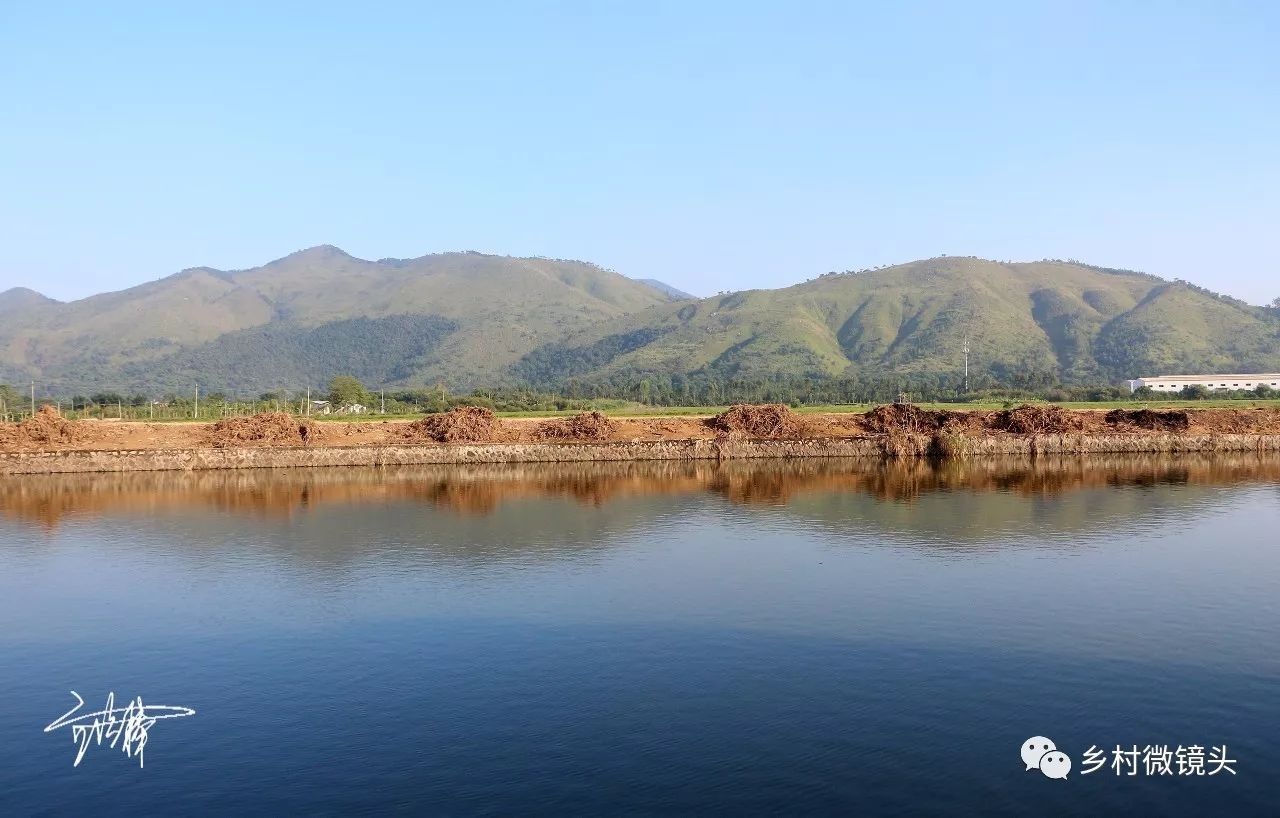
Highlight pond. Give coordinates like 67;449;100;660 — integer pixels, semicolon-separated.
1;456;1276;815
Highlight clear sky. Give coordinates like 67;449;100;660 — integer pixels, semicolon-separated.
1;1;1277;304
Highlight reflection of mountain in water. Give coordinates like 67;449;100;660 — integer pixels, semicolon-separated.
2;456;1278;563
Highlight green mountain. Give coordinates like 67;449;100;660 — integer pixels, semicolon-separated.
0;247;672;393
1;252;1276;394
514;257;1280;387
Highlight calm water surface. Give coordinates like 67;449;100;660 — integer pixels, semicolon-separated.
1;456;1277;815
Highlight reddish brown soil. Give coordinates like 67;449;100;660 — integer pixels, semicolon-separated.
534;411;615;442
1104;408;1190;432
0;405;88;449
4;404;1280;453
706;404;803;439
1193;408;1280;433
204;412;320;448
398;406;500;443
861;404;988;434
991;404;1084;434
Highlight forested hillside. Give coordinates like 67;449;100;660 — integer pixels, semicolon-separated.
2;252;1276;394
0;247;672;392
514;257;1280;390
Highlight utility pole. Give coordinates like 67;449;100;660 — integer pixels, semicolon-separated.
31;380;36;416
963;333;970;394
306;387;311;416
194;385;199;419
381;389;385;414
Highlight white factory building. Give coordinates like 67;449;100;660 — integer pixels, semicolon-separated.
1126;374;1280;393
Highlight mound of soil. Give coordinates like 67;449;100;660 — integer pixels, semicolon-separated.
1193;408;1280;434
401;406;499;443
706;404;802;439
534;411;615;442
990;404;1082;434
1105;408;1190;432
861;404;962;434
0;404;87;448
205;412;318;448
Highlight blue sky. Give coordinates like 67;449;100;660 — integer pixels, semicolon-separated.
1;1;1277;303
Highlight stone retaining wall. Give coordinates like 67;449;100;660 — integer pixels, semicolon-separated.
3;433;1280;475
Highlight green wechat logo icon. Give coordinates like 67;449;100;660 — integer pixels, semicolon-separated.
1023;736;1072;779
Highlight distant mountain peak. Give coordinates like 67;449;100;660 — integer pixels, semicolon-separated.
271;244;357;265
0;285;59;314
0;285;51;299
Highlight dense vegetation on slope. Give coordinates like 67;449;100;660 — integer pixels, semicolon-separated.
1;252;1275;394
118;315;458;395
0;247;672;392
515;258;1280;389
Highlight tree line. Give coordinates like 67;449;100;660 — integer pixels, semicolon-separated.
3;373;1277;423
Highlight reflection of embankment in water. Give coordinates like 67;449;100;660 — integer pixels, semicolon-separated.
3;453;1280;529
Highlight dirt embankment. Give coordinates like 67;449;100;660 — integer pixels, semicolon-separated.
4;403;1280;457
0;405;88;448
1104;409;1190;432
204;412;323;448
705;403;805;439
397;406;504;443
534;411;615;442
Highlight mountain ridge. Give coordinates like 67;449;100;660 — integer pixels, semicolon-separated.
513;256;1280;389
1;251;1276;394
0;247;674;392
